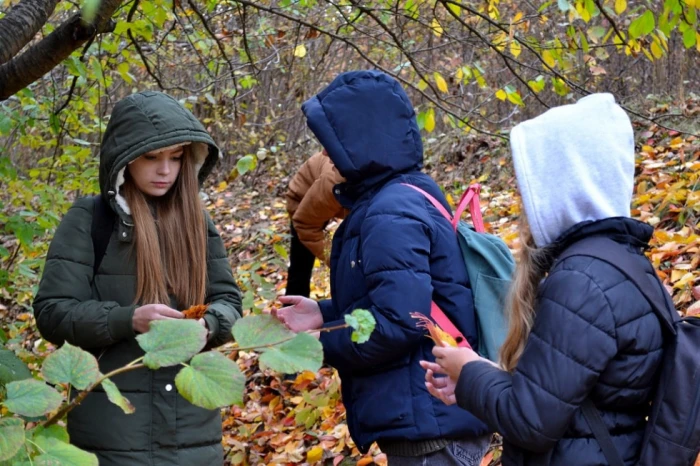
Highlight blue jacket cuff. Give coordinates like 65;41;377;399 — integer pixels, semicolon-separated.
318;299;334;323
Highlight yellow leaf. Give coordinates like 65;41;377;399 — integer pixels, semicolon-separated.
446;193;455;208
651;41;663;59
473;67;487;87
615;0;626;14
293;44;307;58
641;145;655;155
431;18;443;37
306;446;324;464
697;32;700;52
456;67;463;80
542;50;556;68
216;180;227;192
507;90;525;106
434;72;448;93
417;79;428;91
425;108;436;132
655;32;669;51
682;0;696;6
513;11;524;23
674;272;695;289
494;31;508;51
447;3;462;16
495;89;507;101
670;137;684;149
577;2;591;22
510;40;522;57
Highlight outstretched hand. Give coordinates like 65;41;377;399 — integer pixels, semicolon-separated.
420;360;457;406
272;295;323;332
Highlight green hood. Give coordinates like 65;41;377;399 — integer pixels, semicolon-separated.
98;91;220;217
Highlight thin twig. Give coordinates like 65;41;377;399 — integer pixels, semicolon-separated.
232;0;505;139
126;0;166;89
43;363;146;427
593;0;626;45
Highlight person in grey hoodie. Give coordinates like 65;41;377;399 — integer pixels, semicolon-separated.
421;94;666;465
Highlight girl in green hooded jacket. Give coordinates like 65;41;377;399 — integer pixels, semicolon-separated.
33;91;242;466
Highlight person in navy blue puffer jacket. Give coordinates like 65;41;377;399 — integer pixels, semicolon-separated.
423;94;666;465
273;70;491;464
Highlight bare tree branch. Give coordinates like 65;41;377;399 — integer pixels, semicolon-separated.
231;0;505;138
0;0;61;66
0;0;122;100
593;0;626;45
125;0;166;90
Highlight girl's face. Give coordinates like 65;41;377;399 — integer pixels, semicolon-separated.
128;146;184;197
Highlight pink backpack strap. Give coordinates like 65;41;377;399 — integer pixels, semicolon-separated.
431;302;471;349
400;183;471;349
401;184;454;227
453;184;485;233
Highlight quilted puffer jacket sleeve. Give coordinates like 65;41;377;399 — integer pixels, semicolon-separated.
202;214;242;347
319;206;432;371
33;198;136;349
454;265;618;451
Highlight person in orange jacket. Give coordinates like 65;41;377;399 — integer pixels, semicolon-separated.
285;150;347;297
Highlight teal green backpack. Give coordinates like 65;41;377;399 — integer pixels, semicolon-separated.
403;184;515;361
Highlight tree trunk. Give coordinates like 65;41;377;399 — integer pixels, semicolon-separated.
0;0;60;66
0;0;124;100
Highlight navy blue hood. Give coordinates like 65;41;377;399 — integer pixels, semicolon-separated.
302;70;423;190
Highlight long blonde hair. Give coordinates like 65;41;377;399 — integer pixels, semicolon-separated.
122;147;207;308
500;214;555;372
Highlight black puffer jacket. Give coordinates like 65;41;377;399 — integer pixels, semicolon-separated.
456;218;665;466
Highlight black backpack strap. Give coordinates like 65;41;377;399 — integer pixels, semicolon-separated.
581;399;626;466
91;195;116;277
556;236;677;334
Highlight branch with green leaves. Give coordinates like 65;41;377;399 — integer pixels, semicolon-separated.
0;309;376;465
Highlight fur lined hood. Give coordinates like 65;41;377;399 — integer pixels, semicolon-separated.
98;91;220;219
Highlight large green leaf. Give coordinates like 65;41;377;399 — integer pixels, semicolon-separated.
258;332;323;374
41;343;100;390
628;10;655;39
232;314;294;348
0;349;32;385
344;309;377;344
0;418;24;461
236;154;257;175
101;379;135;414
31;424;69;444
232;315;323;373
136;319;207;370
33;436;98;466
175;352;245;409
3;379;63;417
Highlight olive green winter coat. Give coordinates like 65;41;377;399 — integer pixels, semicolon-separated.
33;91;242;466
